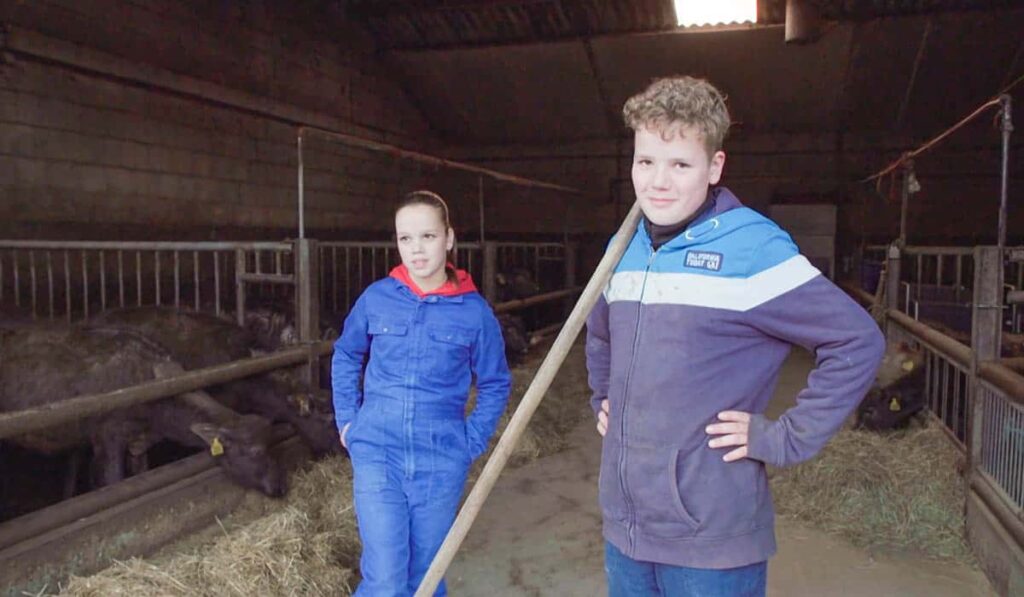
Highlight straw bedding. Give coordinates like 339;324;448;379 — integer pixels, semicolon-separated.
769;418;974;565
58;341;591;596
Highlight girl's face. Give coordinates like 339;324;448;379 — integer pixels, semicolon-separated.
395;203;454;292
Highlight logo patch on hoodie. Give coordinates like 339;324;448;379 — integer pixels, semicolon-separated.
685;250;723;272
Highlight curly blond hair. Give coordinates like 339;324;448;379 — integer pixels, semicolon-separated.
622;76;731;154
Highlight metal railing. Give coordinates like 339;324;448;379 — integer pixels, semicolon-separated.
845;250;1024;549
978;383;1024;510
494;242;567;291
317;241;484;318
317;240;576;323
861;244;1024;334
0;240;293;324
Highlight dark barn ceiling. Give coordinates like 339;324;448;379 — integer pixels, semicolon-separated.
338;1;1024;144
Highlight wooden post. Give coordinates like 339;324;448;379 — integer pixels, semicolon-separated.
970;246;1002;472
294;238;320;389
482;241;497;304
414;202;642;596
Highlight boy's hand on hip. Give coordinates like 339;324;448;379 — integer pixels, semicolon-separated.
597;399;610;436
706;411;751;462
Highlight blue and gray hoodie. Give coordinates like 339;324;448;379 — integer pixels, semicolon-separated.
586;187;884;569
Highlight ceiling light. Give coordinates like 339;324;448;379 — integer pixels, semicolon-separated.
674;0;757;28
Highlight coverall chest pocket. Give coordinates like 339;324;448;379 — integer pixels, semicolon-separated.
368;320;408;361
426;327;473;378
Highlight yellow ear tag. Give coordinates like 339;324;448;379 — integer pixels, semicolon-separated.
210;437;224;457
902;360;915;372
889;397;902;412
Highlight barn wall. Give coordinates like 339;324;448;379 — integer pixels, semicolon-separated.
447;127;1023;268
0;0;439;241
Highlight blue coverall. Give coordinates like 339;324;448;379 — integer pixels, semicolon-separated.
332;269;511;596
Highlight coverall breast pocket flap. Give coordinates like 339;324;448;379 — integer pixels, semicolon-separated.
368;321;408;336
428;327;472;347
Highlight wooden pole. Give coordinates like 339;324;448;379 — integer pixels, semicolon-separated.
414;201;642;596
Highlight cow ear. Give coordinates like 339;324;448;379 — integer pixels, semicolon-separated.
190;422;225;445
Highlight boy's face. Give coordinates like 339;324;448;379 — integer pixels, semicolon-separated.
631;124;725;227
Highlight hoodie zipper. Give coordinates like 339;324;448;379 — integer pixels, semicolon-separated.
618;247;657;554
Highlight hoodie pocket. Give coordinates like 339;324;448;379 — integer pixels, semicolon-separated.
668;449;701;529
672;447;767;538
629;445;700;538
598;436;628;524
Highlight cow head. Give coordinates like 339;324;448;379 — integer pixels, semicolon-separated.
285;391;343;458
191;415;287;497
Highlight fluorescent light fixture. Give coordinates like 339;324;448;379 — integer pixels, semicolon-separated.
674;0;757;27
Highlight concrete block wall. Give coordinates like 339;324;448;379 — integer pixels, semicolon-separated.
0;0;436;241
445;128;1022;260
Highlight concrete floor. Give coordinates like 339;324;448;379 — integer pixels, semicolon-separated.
448;350;995;596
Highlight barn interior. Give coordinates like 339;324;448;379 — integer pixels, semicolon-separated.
0;0;1022;595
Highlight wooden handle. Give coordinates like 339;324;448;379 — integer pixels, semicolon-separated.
414;201;643;596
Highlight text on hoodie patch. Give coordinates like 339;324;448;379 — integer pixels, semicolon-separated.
685;250;723;272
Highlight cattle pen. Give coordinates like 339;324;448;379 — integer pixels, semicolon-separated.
1;1;1023;595
0;148;583;594
845;242;1024;591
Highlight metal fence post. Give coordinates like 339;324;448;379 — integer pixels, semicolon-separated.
295;238;321;389
234;249;246;327
564;242;577;318
971;246;1002;472
483;241;497;304
885;242;902;313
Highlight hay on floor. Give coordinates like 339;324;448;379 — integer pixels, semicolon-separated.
769;419;973;564
58;340;591;596
59;457;360;596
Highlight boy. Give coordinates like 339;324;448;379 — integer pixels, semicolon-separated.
585;76;885;596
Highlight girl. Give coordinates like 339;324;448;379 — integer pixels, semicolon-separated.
332;190;512;596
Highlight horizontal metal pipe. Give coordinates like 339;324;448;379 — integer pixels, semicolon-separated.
493;287;582;314
841;281;974;364
887;309;973;367
1007;290;1024;305
842;282;876;307
300;126;582;196
529;321;563;340
845;280;1024;408
979;362;1024;408
0;341;333;440
490;242;566;249
237;273;296;284
998;357;1024;373
970;471;1024;552
863;244;1024;257
319;241;483;250
0;241;292;251
0;446;205;551
903;246;977;256
0;424;296;552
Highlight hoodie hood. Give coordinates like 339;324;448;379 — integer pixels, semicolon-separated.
389;264;478;298
635;186;756;251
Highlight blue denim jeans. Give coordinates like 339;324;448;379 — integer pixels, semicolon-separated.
605;541;767;597
349;399;472;597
